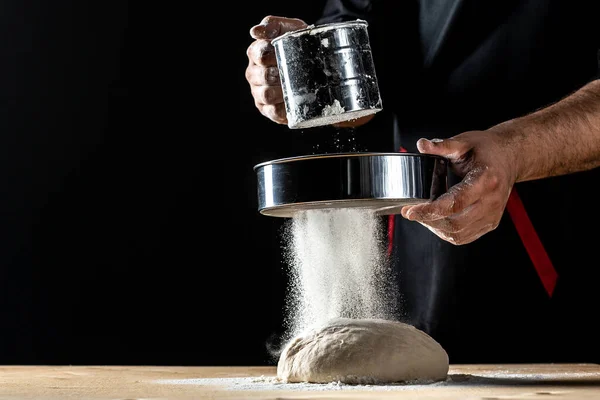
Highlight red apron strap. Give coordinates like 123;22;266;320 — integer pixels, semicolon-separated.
506;188;558;297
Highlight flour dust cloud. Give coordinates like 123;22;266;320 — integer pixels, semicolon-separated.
280;208;400;341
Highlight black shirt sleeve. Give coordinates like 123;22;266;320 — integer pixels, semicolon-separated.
316;0;374;24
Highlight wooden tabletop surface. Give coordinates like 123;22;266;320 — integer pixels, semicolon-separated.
1;364;599;399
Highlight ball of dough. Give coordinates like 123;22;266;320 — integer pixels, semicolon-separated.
277;317;449;384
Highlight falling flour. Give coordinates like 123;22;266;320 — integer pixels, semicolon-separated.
280;208;400;342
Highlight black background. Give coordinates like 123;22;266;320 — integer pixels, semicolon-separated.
0;1;335;366
0;1;598;368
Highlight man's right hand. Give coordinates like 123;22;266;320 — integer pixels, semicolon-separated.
245;16;308;125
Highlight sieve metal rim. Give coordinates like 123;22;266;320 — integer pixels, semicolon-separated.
253;152;446;170
253;152;449;218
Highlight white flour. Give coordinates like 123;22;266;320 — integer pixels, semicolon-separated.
156;375;443;391
154;370;600;391
321;99;345;116
290;107;380;129
280;208;400;342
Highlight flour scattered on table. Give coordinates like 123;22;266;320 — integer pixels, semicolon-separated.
155;375;452;391
153;369;600;391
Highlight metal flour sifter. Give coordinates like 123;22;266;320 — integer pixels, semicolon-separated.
254;20;448;217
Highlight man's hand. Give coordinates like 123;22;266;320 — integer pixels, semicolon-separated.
400;130;518;245
401;79;600;246
245;16;307;125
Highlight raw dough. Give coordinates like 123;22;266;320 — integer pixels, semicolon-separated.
277;317;449;384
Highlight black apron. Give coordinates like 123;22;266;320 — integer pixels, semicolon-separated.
317;0;600;363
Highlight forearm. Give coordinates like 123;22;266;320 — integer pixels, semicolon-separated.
492;79;600;182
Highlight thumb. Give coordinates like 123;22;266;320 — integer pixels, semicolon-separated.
250;16;308;39
416;137;471;162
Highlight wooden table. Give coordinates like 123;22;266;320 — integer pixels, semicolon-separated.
1;364;599;399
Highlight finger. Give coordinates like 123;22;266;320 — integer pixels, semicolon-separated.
245;64;280;86
418;222;460;245
256;102;288;124
454;219;498;244
416;137;471;163
420;201;498;236
401;169;487;221
409;202;480;234
419;214;497;245
407;192;503;234
246;40;277;67
250;16;307;39
251;84;284;106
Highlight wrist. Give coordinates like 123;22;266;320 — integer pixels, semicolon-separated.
486;117;534;184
